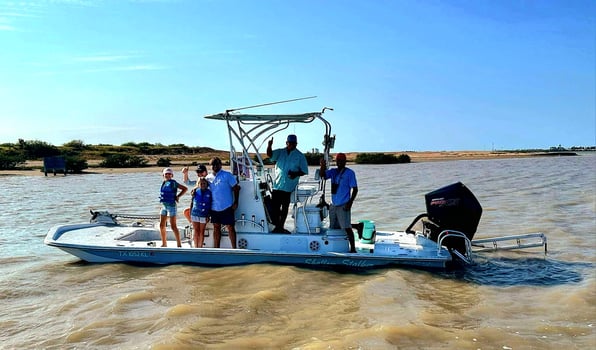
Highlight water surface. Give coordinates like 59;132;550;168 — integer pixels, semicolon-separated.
1;155;594;349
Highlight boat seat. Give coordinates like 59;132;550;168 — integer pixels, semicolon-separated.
293;183;318;203
353;220;376;244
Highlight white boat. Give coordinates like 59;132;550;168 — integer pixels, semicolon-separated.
45;104;547;270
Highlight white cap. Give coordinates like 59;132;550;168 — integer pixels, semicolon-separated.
162;168;174;175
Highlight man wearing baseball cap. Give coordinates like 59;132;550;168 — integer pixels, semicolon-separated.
319;153;358;252
267;134;309;233
208;157;240;248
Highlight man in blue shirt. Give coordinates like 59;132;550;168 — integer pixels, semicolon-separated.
207;157;240;248
267;134;309;233
319;153;358;252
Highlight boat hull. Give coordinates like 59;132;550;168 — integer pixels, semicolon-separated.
44;223;452;270
50;245;450;269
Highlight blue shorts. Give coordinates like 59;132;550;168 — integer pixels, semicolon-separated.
160;203;177;217
210;207;235;226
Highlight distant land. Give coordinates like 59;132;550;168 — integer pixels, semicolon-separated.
1;149;592;177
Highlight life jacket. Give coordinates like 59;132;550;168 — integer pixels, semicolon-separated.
191;189;212;217
160;179;178;204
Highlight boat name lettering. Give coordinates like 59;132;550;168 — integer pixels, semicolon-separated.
341;259;374;267
304;258;334;265
303;258;374;268
119;251;150;258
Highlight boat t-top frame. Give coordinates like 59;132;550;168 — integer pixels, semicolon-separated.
205;108;335;168
205;107;335;199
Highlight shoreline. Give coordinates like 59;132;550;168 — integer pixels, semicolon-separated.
0;150;574;176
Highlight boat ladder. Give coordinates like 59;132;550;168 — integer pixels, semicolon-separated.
435;231;548;265
471;233;547;254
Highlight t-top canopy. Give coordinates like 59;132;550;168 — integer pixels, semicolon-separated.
204;112;321;123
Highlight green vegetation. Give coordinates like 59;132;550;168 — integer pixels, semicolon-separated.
304;152;324;166
0;148;26;169
304;152;411;165
99;154;148;168
355;153;411;164
156;157;172;167
2;139;593;171
0;139;219;171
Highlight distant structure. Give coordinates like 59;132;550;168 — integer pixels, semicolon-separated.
311;148;320;153
543;145;577;157
43;156;66;176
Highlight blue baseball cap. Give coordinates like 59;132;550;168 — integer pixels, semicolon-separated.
287;134;298;143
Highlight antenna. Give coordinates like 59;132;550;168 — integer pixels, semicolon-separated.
226;96;317;113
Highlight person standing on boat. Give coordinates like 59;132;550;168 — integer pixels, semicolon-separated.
189;177;212;248
181;164;208;186
319;153;358;253
182;164;209;222
267;134;309;233
159;167;188;247
207;157;240;248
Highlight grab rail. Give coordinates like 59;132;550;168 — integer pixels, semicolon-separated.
436;230;473;264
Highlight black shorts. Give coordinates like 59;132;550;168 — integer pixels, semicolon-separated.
272;189;292;207
210;207;235;226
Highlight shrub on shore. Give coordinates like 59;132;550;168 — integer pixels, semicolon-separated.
99;154;149;168
0;150;26;170
355;153;411;164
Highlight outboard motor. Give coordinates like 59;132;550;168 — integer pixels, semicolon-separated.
424;182;482;254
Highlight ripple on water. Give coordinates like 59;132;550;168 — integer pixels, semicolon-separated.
1;156;595;349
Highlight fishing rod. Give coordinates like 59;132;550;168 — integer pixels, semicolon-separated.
225;96;317;113
317;106;334;212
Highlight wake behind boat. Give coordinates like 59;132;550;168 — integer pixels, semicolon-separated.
45;103;547;270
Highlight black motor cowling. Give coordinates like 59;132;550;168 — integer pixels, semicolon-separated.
424;182;482;254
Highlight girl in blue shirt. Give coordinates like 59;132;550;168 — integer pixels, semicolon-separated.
159;168;188;247
190;177;212;248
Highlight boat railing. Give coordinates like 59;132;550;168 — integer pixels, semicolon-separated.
436;230;474;264
111;213;161;221
292;177;327;234
90;210;163;226
235;218;267;232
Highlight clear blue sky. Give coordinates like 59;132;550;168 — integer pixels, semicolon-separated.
1;0;594;152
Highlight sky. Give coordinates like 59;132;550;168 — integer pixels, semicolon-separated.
0;0;594;152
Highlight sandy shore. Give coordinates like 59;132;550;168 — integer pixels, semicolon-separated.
0;151;549;177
